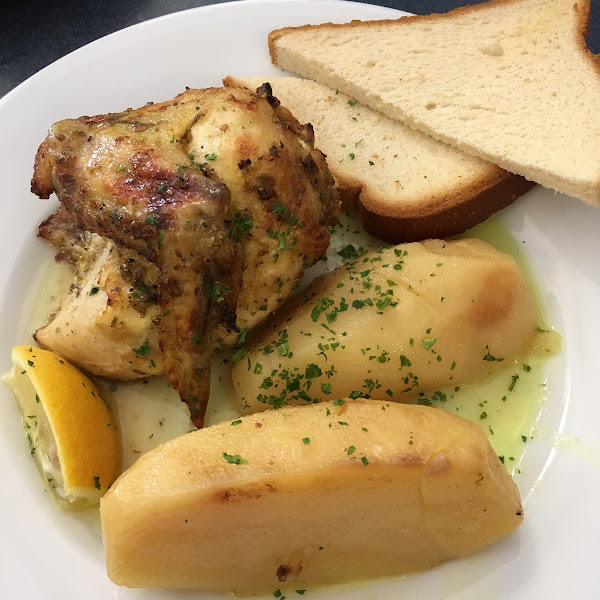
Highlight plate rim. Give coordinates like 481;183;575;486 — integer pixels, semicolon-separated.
0;1;597;599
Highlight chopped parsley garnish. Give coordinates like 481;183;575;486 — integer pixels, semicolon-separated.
89;285;100;296
302;437;310;445
134;339;151;357
361;456;369;466
221;453;249;465
145;214;158;225
421;338;437;350
311;297;334;322
483;345;504;362
305;363;322;379
232;348;247;362
93;476;101;490
337;244;359;260
272;202;299;227
231;420;242;426
376;350;390;363
207;283;231;305
399;354;412;367
232;212;254;241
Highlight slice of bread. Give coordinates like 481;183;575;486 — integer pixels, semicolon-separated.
224;76;533;242
269;0;600;206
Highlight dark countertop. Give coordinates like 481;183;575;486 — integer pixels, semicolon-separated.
2;0;599;98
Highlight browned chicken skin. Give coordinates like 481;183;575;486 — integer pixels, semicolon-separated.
32;85;339;426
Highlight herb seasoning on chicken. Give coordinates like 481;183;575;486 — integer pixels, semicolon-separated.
31;84;339;427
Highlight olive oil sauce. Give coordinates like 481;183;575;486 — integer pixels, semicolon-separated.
18;212;560;481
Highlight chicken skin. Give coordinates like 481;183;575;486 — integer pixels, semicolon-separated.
32;85;339;426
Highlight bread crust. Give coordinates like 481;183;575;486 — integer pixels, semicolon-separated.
314;156;533;243
294;156;532;243
268;0;592;63
355;171;534;243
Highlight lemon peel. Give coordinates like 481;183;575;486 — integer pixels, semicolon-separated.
4;346;119;508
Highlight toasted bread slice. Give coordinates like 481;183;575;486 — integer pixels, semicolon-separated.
225;76;533;242
268;0;600;206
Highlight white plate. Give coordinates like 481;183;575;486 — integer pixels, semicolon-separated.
0;1;598;598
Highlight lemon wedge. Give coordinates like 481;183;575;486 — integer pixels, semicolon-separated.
4;346;119;508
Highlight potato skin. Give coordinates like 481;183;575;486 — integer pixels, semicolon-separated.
100;400;523;593
233;238;537;413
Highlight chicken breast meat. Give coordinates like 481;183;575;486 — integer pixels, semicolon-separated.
35;207;164;380
32;84;339;427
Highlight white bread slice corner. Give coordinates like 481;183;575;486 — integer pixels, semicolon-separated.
224;76;533;242
268;0;600;206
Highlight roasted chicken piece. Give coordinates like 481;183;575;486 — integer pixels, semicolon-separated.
32;85;339;426
37;198;313;380
35;208;164;380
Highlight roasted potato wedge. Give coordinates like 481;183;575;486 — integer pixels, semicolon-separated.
101;399;523;593
233;238;537;413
